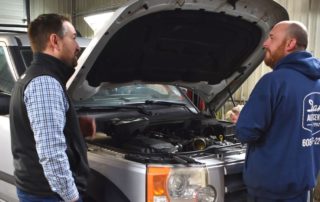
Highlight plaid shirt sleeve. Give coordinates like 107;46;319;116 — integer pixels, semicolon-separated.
24;76;79;202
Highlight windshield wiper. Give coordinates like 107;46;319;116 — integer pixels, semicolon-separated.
144;99;196;114
76;105;152;116
145;100;186;106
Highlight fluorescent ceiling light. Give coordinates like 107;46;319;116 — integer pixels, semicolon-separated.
84;11;114;34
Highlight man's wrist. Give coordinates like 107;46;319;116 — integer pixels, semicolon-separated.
61;185;79;202
71;195;82;202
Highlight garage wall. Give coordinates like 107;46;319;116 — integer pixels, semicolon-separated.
72;0;128;37
29;0;71;20
30;0;127;37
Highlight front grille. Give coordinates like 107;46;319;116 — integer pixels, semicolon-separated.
224;161;246;202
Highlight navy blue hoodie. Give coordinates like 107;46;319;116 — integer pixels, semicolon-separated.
236;51;320;199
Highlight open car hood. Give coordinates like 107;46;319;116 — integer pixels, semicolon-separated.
68;0;288;112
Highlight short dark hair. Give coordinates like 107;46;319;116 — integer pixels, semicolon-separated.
28;13;70;53
287;22;308;50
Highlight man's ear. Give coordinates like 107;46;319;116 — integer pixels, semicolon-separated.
286;38;298;52
48;34;60;51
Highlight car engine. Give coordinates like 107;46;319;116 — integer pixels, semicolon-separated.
84;112;245;163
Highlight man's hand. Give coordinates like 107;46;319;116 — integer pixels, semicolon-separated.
79;116;96;138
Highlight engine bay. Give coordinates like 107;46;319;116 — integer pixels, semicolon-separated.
82;111;245;163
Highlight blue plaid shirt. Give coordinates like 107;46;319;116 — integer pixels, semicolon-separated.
24;75;79;201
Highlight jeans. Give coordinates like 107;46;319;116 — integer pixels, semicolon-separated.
17;188;83;202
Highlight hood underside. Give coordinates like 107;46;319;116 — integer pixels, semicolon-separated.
87;10;261;85
69;0;289;111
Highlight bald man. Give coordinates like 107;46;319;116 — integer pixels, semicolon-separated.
236;21;320;202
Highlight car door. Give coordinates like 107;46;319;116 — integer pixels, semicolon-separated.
0;41;19;202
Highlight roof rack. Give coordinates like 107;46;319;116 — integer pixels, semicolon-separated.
0;24;27;33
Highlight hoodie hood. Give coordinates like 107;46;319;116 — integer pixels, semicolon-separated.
276;51;320;80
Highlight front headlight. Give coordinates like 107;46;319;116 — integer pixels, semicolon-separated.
196;186;216;202
168;174;188;197
147;166;216;202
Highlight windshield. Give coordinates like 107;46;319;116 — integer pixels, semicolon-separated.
74;84;198;112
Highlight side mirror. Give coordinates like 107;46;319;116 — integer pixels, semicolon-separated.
0;93;10;115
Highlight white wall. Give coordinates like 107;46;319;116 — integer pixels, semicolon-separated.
29;0;72;21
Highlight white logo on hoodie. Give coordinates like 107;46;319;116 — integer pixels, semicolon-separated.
303;92;320;135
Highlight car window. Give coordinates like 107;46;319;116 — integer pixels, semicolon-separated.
20;47;33;68
74;84;197;111
0;46;15;93
19;47;85;69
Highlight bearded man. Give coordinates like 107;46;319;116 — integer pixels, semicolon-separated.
236;21;320;202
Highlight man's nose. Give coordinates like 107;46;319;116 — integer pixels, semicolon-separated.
263;38;269;48
76;42;80;51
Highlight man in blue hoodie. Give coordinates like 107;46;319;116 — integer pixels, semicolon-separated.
236;21;320;202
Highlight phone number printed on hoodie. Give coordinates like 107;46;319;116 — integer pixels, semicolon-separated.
302;137;320;147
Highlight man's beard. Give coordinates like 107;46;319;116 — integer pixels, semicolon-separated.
264;41;286;69
71;56;78;67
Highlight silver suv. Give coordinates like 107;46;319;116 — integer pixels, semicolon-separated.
0;0;288;201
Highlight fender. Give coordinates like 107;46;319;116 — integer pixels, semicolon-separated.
85;169;130;202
